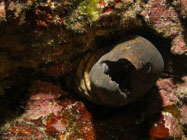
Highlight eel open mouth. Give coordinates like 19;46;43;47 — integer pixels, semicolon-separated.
75;36;164;106
101;59;136;95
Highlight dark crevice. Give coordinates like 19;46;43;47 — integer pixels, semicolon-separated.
102;59;136;94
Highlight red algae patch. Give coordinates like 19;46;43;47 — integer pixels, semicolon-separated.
23;80;95;139
149;114;169;140
0;122;47;140
45;99;95;140
1;80;96;140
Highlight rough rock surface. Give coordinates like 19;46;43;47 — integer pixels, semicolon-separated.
0;0;187;139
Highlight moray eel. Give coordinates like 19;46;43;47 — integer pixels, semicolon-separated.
67;36;164;107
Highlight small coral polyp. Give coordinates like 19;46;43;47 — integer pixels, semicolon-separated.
67;36;164;107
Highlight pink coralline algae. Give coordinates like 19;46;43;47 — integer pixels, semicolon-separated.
181;106;187;124
156;78;177;106
142;0;182;38
171;32;187;55
141;0;187;56
1;81;95;140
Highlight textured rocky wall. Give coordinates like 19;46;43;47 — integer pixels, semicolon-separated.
0;0;187;139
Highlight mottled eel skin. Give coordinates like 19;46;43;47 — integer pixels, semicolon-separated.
67;36;164;107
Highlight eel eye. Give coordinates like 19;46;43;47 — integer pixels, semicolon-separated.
144;63;152;74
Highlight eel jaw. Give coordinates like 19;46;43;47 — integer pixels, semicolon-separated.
89;58;136;106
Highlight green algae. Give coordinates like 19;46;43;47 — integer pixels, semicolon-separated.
86;0;101;21
64;0;102;32
78;0;102;22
